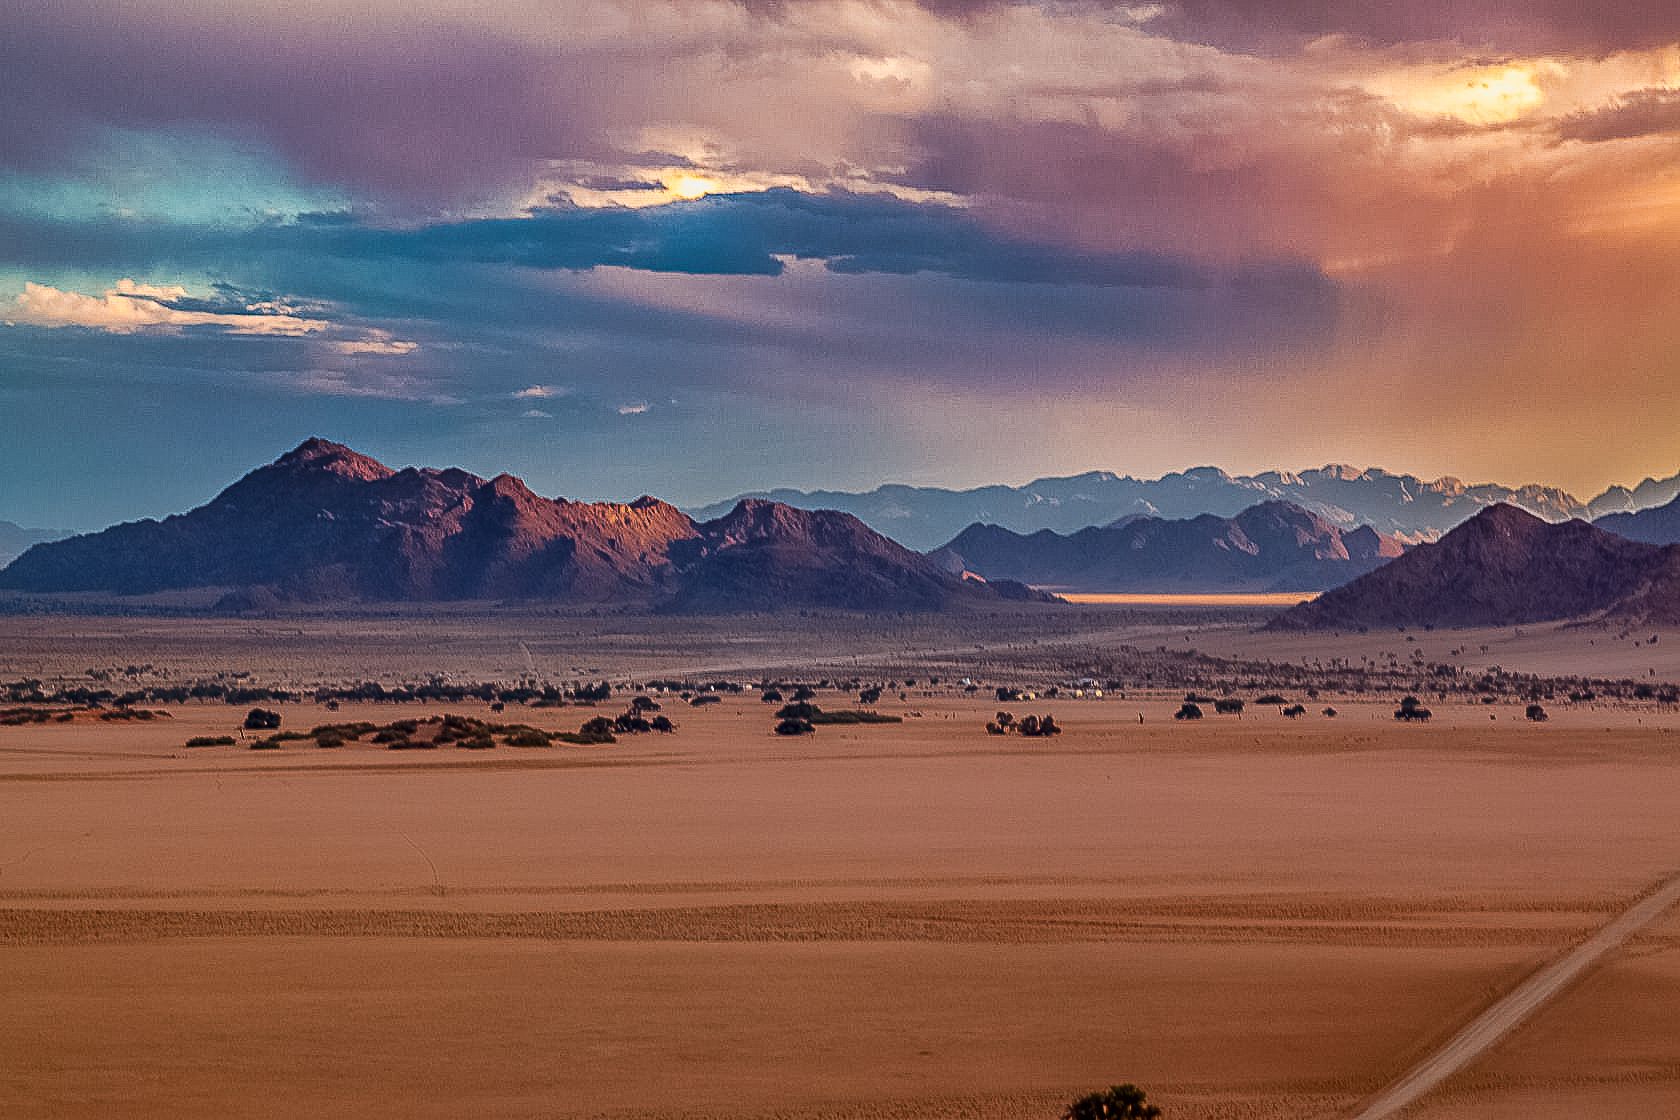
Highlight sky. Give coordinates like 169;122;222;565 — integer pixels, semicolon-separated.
4;0;1680;528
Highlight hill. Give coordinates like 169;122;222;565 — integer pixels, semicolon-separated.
667;499;1046;611
1270;505;1680;630
934;501;1405;592
0;440;1048;613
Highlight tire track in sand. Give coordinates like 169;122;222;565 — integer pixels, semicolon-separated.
1353;869;1680;1119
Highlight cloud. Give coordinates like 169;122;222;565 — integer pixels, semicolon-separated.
1556;88;1680;144
618;401;651;415
1143;1;1680;53
521;408;553;419
5;278;329;336
0;4;619;212
286;369;463;405
0;189;1279;290
3;277;421;358
332;335;419;356
513;384;566;399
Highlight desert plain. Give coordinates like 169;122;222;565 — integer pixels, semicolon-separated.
4;606;1680;1119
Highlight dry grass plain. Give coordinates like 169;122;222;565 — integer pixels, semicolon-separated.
3;609;1680;1119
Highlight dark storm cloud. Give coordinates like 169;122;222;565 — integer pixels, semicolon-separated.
1144;1;1680;54
0;189;1252;290
0;4;616;210
735;0;1680;53
1556;89;1680;144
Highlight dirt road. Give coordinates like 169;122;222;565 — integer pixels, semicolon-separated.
1353;870;1680;1119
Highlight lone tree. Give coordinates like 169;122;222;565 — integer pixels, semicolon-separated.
243;708;281;731
1063;1083;1162;1120
1395;696;1432;722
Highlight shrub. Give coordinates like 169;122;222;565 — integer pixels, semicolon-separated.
1255;694;1288;706
456;734;494;749
1174;703;1203;720
775;717;815;735
556;717;617;745
1282;704;1306;718
244;708;282;731
185;735;235;747
1526;703;1549;722
1213;698;1244;714
311;722;376;741
504;729;551;747
777;701;901;726
651;715;675;733
1063;1084;1161;1120
690;693;723;707
817;710;901;725
760;689;784;703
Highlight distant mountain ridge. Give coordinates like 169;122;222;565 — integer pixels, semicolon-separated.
0;522;72;568
693;465;1675;551
1595;490;1680;545
1271;505;1680;630
933;501;1406;592
0;440;1050;612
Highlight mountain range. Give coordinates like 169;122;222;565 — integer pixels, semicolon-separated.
0;440;1049;612
1272;505;1680;630
693;465;1680;552
932;501;1406;593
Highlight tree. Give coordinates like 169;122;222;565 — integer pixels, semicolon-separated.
243;707;281;731
1395;696;1432;722
1063;1083;1161;1120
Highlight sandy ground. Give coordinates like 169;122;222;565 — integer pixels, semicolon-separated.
1134;616;1680;685
4;616;1680;1118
